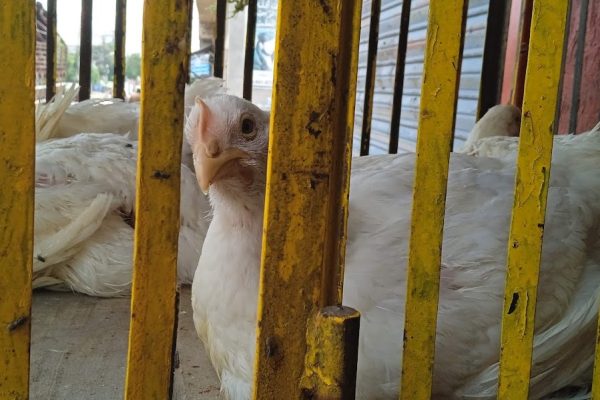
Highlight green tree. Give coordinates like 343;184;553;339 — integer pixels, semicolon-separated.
66;50;79;82
125;53;141;79
93;41;115;80
229;0;248;14
91;63;100;85
65;42;113;84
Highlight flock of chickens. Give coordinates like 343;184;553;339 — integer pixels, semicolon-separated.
30;79;600;399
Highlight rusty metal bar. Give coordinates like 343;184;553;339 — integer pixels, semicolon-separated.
123;0;191;398
321;0;363;307
399;2;468;399
214;0;226;78
113;0;127;99
253;0;363;397
242;0;257;100
78;0;93;101
568;0;588;134
511;0;534;109
594;304;600;398
0;2;35;398
497;1;569;398
46;0;57;102
477;0;512;119
388;0;412;154
359;0;381;156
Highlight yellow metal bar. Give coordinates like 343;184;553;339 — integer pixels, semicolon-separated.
497;1;569;398
399;2;467;400
124;0;191;399
300;306;360;399
0;2;36;399
322;0;363;306
253;1;362;398
594;314;600;399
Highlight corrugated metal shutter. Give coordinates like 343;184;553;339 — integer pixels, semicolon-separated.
353;0;491;155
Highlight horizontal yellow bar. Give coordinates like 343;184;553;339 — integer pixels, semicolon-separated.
0;2;36;399
253;1;362;398
124;0;191;399
497;1;569;399
400;2;468;399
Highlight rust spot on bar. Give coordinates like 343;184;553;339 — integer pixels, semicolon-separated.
7;316;28;332
306;111;323;138
152;170;171;180
508;293;519;315
265;336;282;361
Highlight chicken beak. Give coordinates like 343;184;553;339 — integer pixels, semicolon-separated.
195;144;249;194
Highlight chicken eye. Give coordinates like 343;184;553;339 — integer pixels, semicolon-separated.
241;117;256;138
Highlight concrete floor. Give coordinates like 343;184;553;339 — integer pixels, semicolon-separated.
29;287;588;399
30;287;221;400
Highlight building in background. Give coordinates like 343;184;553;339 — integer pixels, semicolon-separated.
35;2;68;100
251;0;277;109
353;0;493;155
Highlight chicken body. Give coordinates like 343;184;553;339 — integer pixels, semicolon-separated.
34;133;210;295
457;104;521;154
31;78;223;296
462;121;600;159
189;95;600;399
36;77;226;169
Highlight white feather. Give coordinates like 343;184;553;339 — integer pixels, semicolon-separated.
190;95;600;399
33;133;211;296
458;104;521;154
30;78;224;296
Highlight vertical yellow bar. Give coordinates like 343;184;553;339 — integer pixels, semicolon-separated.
497;1;569;399
399;2;467;400
594;314;600;400
253;1;362;398
124;1;191;399
322;0;363;306
0;2;36;399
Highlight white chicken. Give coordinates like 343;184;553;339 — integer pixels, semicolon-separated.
188;95;600;399
31;79;223;296
36;77;225;168
462;121;600;161
457;104;521;154
33;133;210;295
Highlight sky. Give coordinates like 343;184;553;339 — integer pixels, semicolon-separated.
37;0;200;55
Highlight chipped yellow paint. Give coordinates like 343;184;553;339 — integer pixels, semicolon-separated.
124;1;191;399
399;2;468;400
0;2;35;399
300;306;360;399
497;2;569;399
253;1;362;398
